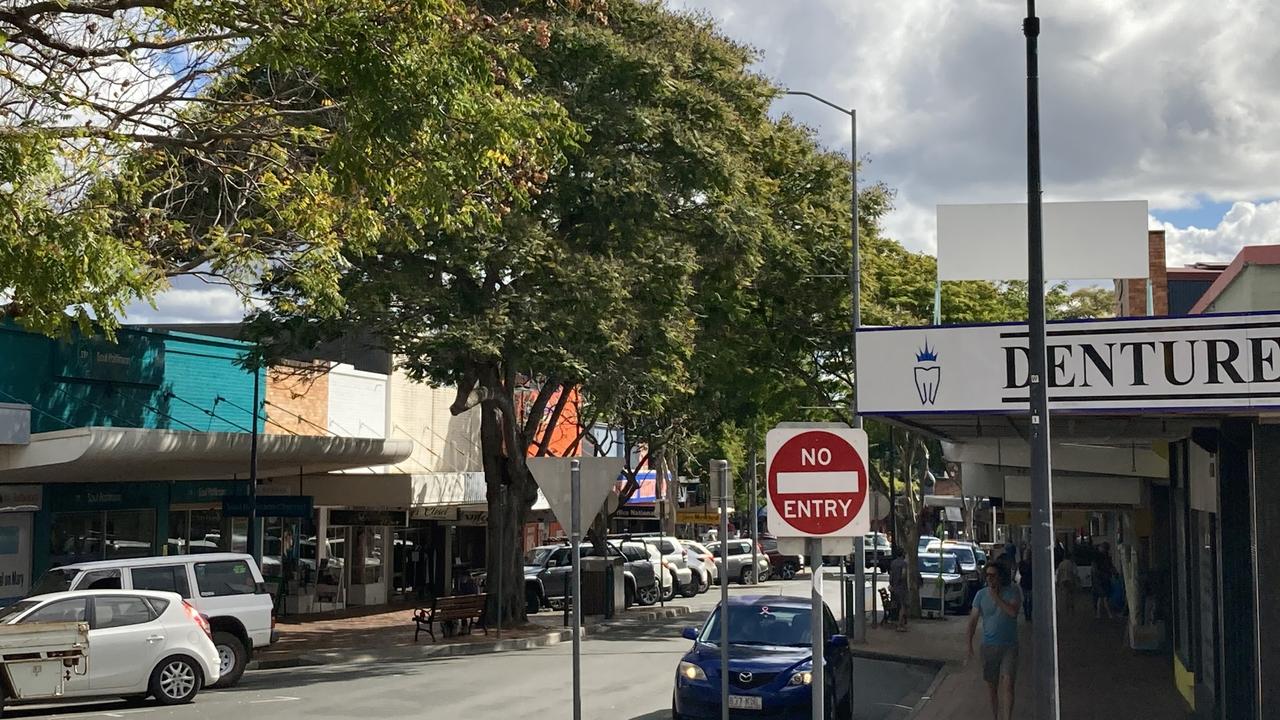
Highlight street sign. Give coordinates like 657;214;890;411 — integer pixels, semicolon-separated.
766;426;869;538
675;510;720;526
527;457;623;531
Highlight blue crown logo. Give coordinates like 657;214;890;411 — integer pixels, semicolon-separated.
915;340;938;363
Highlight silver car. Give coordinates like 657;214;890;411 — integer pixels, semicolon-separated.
706;538;771;585
679;539;717;592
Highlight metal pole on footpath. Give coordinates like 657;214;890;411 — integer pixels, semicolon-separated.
714;460;731;720
1024;3;1060;718
750;447;759;584
809;539;825;720
496;485;504;640
570;459;583;720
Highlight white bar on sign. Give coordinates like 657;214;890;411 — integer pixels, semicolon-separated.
776;471;859;495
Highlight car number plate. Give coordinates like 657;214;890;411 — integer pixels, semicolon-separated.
727;695;762;710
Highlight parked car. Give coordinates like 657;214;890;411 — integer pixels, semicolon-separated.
610;540;665;606
706;539;771;585
612;535;698;599
759;534;803;580
30;553;274;688
917;553;967;615
925;541;982;604
679;540;717;593
863;533;893;571
0;589;221;709
672;595;852;719
524;542;662;613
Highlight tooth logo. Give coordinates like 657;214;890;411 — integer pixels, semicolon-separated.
914;341;941;405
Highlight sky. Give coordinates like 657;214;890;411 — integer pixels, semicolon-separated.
126;0;1280;322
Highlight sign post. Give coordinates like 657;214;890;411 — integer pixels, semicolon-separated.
712;460;731;720
570;459;582;720
766;425;870;720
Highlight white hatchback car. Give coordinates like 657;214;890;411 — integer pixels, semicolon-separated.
0;590;220;709
31;553;275;687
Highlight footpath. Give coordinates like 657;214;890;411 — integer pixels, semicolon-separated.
250;602;691;670
852;593;1188;720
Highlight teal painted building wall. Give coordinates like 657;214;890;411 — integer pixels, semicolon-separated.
0;324;264;434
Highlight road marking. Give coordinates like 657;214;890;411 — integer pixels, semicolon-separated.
249;696;300;704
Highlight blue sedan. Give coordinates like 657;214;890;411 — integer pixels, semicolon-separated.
672;595;852;720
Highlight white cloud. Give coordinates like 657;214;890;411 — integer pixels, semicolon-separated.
1153;201;1280;267
121;283;250;325
670;0;1280;262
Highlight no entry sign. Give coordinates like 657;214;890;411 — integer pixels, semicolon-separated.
766;426;870;538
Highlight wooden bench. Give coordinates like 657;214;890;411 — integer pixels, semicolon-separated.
413;593;488;642
879;587;899;621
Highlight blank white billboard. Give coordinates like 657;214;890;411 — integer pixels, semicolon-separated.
936;200;1149;281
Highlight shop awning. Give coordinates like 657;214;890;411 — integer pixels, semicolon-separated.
0;427;412;483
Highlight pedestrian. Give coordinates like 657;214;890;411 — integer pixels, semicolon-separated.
968;562;1021;720
1017;548;1033;621
1053;540;1066;569
888;546;912;631
1001;542;1018;572
1092;543;1115;620
1055;552;1079;615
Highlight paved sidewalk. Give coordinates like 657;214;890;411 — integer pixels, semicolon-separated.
850;593;1187;719
251;602;691;669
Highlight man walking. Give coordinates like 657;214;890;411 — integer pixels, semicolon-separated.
968;562;1021;720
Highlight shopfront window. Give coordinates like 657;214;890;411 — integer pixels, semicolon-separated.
104;510;154;560
167;509;248;555
51;510;154;565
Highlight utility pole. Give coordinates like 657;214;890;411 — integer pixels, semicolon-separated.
1024;2;1061;718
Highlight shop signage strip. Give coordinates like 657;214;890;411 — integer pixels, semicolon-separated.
857;312;1280;414
328;509;407;526
223;496;314;518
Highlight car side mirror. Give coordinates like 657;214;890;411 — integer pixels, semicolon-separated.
682;627;699;641
828;635;849;650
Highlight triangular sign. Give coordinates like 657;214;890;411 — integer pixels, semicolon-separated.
527;457;624;532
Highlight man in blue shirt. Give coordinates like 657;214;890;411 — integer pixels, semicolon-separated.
967;561;1021;720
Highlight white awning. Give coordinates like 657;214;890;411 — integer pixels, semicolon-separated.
0;427;412;484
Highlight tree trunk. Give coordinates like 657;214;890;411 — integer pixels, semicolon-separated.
478;388;535;627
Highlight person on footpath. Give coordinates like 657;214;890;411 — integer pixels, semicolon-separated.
1017;547;1033;621
968;561;1022;720
1055;552;1079;616
888;546;913;631
1092;543;1116;620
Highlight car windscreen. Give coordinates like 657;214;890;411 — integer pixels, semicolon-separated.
699;604;812;647
918;554;959;574
0;600;38;624
31;568;77;596
524;548;554;566
948;546;976;566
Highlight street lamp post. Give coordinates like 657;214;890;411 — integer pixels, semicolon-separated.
782;90;864;644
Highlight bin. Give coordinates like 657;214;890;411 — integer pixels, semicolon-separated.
579;555;625;617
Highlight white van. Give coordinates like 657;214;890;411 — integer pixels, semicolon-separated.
29;553;275;688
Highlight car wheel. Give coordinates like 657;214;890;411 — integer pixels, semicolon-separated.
526;587;542;614
638;583;659;606
210;632;247;688
150;656;202;705
739;566;755;585
781;563;798;580
662;574;678;602
697;571;710;594
680;579;698;598
624;581;636;609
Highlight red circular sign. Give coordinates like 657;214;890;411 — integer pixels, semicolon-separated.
767;431;867;535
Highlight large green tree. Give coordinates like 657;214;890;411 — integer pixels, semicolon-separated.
1;0;576;333
253;0;786;623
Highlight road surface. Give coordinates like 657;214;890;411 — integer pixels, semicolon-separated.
7;579;933;720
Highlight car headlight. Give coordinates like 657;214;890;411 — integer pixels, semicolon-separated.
679;661;707;682
788;670;813;686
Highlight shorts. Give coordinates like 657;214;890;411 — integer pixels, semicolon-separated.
981;643;1018;683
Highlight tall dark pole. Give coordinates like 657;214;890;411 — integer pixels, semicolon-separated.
783;90;864;643
1024;2;1061;718
248;362;260;562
